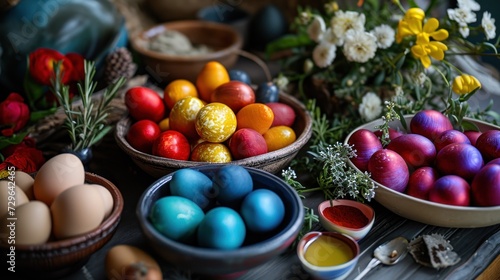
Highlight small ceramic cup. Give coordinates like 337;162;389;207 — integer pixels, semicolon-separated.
318;199;375;241
297;231;360;280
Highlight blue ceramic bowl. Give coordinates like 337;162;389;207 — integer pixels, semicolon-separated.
136;165;304;278
297;231;360;280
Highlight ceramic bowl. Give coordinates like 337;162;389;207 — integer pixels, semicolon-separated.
115;93;313;178
130;20;242;83
345;115;500;228
318;200;375;241
0;172;124;278
297;231;360;280
136;165;304;277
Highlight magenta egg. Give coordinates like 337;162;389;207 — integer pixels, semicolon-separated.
487;158;500;166
435;143;484;180
475;130;500;162
348;129;383;172
464;130;482;146
386;133;436;169
410;110;453;140
374;128;404;141
429;175;470;206
407;167;440;200
471;164;500;206
367;149;409;193
433;129;471;152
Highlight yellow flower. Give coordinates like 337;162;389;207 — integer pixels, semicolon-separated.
396;8;425;43
452;74;481;95
407;17;449;68
411;39;448;68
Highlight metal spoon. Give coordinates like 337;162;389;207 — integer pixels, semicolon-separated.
352;237;409;280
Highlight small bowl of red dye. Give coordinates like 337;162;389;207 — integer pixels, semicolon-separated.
318;199;375;241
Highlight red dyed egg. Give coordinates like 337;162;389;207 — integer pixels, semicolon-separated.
386;133;436;169
475;130;500;162
348;129;383;172
410;110;453;140
433;129;471;152
211;81;255;112
407;166;439;200
228;128;268;159
471;164;500;206
435;143;484;180
428;175;470;206
266;102;296;127
464;130;482;146
367;149;409;193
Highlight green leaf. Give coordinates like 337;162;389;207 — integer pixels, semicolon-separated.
29;107;58;122
88;125;112;147
461;120;479;131
0;132;29;150
265;34;312;57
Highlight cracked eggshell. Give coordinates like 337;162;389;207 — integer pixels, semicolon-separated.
34;153;85;206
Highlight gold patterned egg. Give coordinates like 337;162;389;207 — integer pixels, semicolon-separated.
169;96;205;139
195;102;237;143
190;142;232;162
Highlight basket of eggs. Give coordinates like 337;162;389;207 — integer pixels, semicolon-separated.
115;61;313;178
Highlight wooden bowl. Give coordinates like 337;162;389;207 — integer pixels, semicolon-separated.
115;93;313;178
130;20;242;83
0;172;124;278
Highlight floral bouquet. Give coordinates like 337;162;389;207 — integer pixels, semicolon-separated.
275;0;500;204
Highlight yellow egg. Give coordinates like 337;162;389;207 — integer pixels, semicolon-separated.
191;142;232;162
0;201;51;245
169;96;205;139
196;61;230;102
195;102;237;143
34;153;85;206
50;184;106;240
0;180;29;218
263;126;297;152
158;117;170;131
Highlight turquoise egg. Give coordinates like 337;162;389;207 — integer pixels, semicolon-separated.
149;196;204;243
240;189;285;232
197;207;246;249
170;168;215;210
212;165;253;207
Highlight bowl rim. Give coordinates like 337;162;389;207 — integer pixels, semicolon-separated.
114;93;313;170
296;231;360;271
0;172;124;251
344;115;500;227
130;20;243;62
136;165;305;259
318;199;375;232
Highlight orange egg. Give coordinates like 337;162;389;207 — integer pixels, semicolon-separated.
263;126;296;152
158;117;170;131
190;142;232;162
236;103;274;135
164;79;198;110
196;61;230;102
169;97;205;139
195;102;237;143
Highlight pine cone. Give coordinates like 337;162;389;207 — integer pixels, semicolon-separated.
103;47;137;85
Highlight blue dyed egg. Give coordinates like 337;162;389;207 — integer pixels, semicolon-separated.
149;196;204;242
170;168;215;210
229;69;252;85
212;165;253;207
197;207;246;249
240;189;284;232
255;82;279;103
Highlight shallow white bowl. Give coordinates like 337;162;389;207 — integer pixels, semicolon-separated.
318;199;375;240
345;115;500;228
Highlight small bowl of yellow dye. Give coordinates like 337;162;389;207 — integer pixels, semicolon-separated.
297;231;360;280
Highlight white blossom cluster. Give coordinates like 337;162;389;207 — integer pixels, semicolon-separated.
447;0;496;39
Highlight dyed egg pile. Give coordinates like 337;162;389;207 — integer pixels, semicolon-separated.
149;165;285;249
349;109;500;207
124;61;297;162
0;154;113;245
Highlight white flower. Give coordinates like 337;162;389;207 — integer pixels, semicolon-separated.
482;11;496;40
321;28;342;46
307;15;326;42
370;24;395;49
447;7;476;25
312;42;337;68
342;30;377;63
358;92;382;121
459;24;470;38
331;10;365;46
457;0;480;11
274;75;289;90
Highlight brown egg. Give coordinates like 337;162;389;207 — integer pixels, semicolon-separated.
105;244;162;280
0;201;51;245
89;184;114;219
0;180;29;218
14;171;35;200
34;153;85;206
50;184;105;240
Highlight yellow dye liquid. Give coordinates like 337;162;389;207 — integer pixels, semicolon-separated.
304;235;354;266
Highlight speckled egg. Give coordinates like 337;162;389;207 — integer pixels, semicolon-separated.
190;142;232;163
195;102;237;143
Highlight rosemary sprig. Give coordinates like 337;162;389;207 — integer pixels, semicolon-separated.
51;60;126;150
